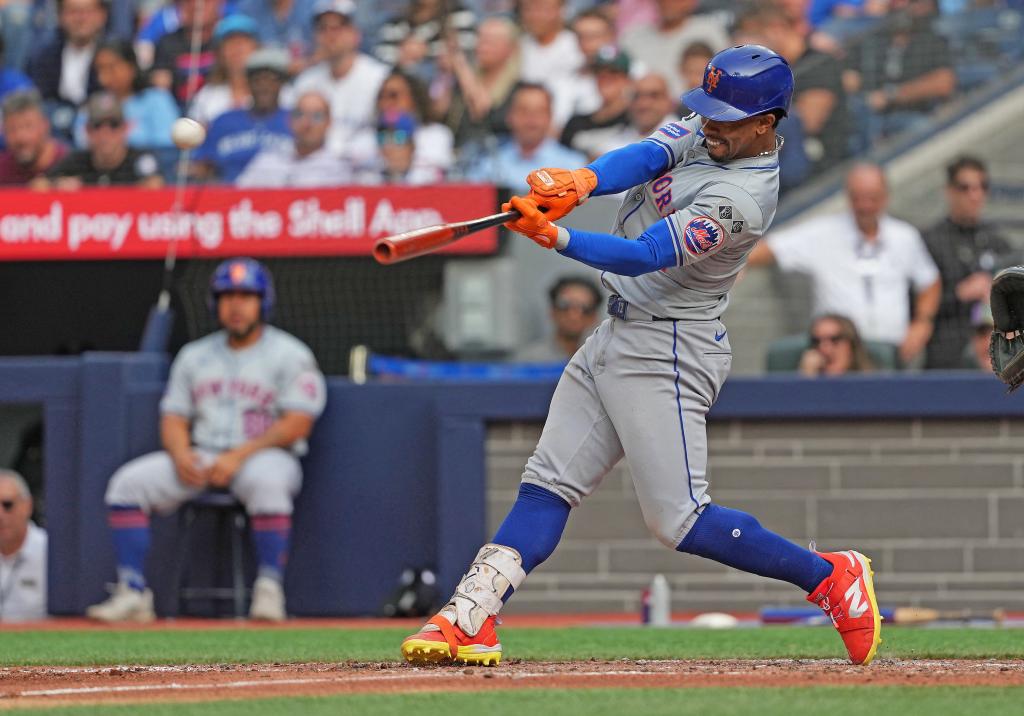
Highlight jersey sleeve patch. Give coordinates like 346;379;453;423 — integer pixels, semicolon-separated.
658;122;690;139
683;216;725;257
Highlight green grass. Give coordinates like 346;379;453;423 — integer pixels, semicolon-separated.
2;626;1023;666
5;687;1024;716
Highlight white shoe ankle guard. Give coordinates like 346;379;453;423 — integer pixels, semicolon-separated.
438;543;526;637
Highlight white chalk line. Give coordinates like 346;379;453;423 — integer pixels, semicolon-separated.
8;670;704;699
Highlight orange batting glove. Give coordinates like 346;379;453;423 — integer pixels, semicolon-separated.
524;167;598;221
503;196;560;249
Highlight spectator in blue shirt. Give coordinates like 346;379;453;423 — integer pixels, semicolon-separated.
191;46;291;182
465;82;586;191
236;0;317;73
72;39;180;148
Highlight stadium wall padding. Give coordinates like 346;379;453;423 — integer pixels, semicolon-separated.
0;353;1018;616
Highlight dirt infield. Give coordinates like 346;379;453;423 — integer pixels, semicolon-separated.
2;659;1023;710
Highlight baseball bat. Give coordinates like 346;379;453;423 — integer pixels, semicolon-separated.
760;606;1006;625
373;210;518;265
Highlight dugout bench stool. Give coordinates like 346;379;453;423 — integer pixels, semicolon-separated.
174;489;249;618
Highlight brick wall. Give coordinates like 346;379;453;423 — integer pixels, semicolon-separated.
486;419;1024;615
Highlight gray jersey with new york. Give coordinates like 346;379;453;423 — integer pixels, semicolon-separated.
160;325;327;454
603;114;780;320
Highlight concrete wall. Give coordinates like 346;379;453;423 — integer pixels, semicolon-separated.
488;418;1024;615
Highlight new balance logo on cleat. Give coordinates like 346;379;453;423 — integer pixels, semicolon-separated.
845;581;868;618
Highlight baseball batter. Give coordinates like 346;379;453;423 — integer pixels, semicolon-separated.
402;46;882;666
87;258;326;623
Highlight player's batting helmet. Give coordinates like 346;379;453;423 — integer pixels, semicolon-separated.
681;44;793;122
207;257;275;319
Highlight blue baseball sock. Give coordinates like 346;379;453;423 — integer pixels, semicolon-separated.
251;514;291;582
491;483;571;600
108;505;150;591
678;504;833;593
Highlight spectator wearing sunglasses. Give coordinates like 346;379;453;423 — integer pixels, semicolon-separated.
237;90;352;187
348;69;453;185
922;156;1013;369
36;92;163;190
0;470;47;622
513;275;603;363
799;314;874;377
356;110;442;185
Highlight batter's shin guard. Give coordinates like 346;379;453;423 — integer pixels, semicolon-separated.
444;543;526;635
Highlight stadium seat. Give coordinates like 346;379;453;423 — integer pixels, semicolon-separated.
765;334;900;372
173;489;249;618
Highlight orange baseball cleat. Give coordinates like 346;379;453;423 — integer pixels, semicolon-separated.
806;549;883;665
401;612;503;666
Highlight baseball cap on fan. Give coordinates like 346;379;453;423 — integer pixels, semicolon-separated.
213;14;260;44
589;45;631;75
245;47;290;77
85;92;124;125
312;0;355;21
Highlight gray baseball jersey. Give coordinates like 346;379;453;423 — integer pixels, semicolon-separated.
605;114;780;320
161;325;327;455
521;116;781;547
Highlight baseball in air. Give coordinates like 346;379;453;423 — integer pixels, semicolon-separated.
171;118;206;150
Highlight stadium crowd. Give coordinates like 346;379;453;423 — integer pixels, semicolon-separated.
0;0;1015;189
0;0;1016;379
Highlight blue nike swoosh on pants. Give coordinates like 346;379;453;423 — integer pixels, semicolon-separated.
714;330;727;341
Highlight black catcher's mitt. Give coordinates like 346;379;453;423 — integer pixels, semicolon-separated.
989;266;1024;393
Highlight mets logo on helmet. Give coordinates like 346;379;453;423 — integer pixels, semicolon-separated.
229;261;249;284
683;216;725;256
705;67;723;92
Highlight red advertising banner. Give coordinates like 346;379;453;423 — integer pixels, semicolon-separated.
0;184;500;261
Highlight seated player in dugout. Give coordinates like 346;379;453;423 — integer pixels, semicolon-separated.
87;258;326;622
402;45;883;667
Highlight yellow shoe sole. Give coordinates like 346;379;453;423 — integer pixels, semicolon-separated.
853;552;883;666
401;638;502;666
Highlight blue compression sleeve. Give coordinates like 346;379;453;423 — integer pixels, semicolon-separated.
586;141;670;195
678;505;833;593
559;221;679;276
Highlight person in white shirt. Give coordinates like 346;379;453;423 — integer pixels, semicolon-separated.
749;162;941;364
290;0;389;157
237;90;352;188
517;0;584;131
619;0;729;97
0;470;47;622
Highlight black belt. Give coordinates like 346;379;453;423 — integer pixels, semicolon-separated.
606;295;673;322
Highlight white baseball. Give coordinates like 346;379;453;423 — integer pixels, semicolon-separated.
171;117;206;150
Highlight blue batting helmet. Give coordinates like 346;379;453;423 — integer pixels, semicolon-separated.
207;257;275;319
680;45;793;122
